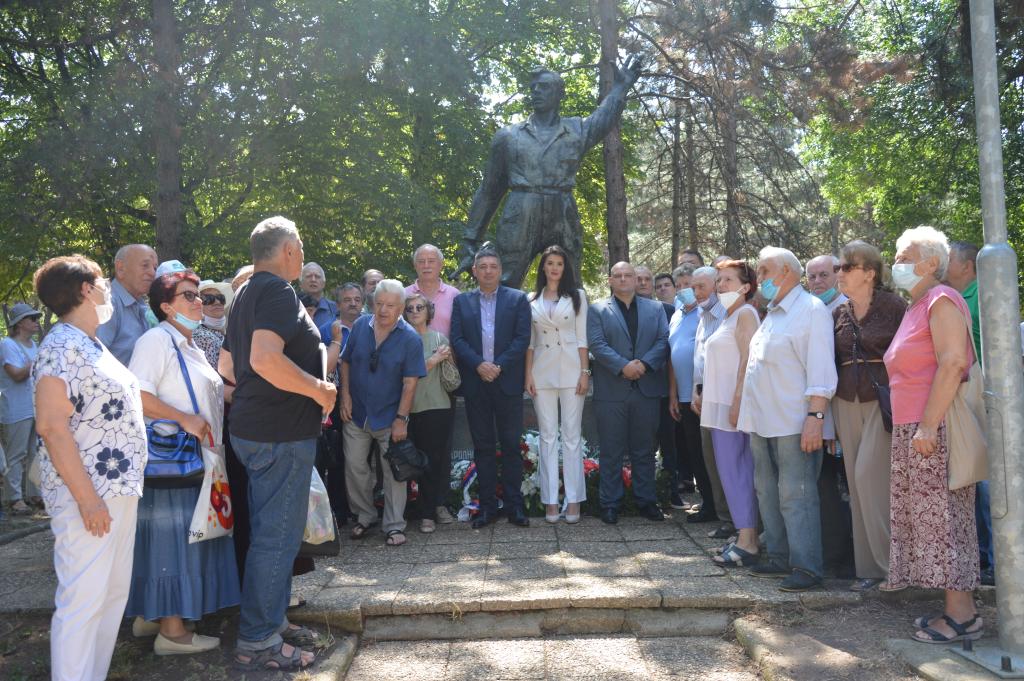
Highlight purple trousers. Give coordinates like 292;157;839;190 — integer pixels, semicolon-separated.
710;428;758;529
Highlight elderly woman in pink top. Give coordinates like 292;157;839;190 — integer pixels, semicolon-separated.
883;226;981;644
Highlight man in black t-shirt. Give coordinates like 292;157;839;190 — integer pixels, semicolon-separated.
219;216;336;671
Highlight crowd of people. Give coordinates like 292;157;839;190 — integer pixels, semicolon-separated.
1;214;1015;678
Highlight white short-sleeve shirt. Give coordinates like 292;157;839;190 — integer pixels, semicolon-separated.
31;322;147;511
129;322;225;446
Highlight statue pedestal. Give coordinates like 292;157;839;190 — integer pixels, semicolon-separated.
451;393;599;460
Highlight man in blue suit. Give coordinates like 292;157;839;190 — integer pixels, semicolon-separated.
451;244;533;528
587;261;670;524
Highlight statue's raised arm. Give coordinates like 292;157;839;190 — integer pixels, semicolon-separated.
452;56;645;287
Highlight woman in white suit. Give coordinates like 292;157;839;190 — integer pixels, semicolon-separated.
524;245;590;524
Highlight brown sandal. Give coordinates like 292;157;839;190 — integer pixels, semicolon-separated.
349;522;369;540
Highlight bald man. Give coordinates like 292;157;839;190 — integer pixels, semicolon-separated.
805;255;847;312
587;262;670;524
97;244;157;365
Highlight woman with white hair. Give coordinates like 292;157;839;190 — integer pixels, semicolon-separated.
340;279;425;546
883;225;982;643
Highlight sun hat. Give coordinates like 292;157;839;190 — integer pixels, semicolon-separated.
7;302;41;328
198;280;234;307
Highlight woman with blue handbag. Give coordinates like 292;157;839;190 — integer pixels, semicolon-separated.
125;261;240;655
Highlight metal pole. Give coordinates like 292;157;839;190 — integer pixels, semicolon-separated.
969;0;1024;658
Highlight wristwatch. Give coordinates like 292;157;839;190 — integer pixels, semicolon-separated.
582;368;592;376
396;414;410;424
807;411;825;420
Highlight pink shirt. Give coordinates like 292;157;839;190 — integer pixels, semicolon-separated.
883;285;974;425
406;280;460;337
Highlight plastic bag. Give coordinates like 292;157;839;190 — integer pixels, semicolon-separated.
304;468;336;545
188;446;234;544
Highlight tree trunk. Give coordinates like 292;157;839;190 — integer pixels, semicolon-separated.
151;0;184;261
670;95;682;267
684;96;699;254
830;213;840;255
720;92;741;259
597;0;629;266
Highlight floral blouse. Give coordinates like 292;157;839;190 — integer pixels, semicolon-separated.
192;323;225;370
31;322;147;511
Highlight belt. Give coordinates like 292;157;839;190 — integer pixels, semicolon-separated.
840;359;884;367
509;185;573;195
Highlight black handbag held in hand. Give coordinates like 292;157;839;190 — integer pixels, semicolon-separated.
383;438;429;482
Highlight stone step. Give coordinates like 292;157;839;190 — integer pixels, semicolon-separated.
343;634;760;681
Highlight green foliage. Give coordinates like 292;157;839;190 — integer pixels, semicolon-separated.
0;0;623;301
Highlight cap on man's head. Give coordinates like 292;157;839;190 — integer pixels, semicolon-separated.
7;302;41;327
156;260;189;278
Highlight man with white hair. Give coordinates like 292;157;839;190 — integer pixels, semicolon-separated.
97;243;157;365
738;246;837;592
805;254;847;312
406;244;460;337
219;216;337;670
299;262;337;328
340;279;425;546
689;265;733;535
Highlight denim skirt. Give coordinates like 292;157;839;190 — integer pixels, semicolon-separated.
125;486;241;621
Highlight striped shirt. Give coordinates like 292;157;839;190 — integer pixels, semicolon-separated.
692;294;728;385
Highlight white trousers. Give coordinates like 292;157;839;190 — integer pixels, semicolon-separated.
50;487;138;681
532;388;586;505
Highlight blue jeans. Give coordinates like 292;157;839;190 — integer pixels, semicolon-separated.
230;435;316;651
750;433;824;578
976;480;994;569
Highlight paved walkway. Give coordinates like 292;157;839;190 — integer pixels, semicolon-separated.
0;508;864;622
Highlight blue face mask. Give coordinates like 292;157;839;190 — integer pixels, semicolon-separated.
675;288;696;307
814;287;838;304
759;278;780;301
174;312;202;331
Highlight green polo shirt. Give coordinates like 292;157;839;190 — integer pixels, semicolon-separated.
961;279;981;358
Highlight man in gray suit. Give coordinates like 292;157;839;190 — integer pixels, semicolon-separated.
587;262;670;524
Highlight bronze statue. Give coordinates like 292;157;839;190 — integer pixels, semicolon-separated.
453;56;644;287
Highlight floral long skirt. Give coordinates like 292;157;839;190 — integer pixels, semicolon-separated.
888;422;978;591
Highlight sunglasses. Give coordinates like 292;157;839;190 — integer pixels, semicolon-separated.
174;290;202;302
405;304;427;313
370;349;380;373
202;293;226;305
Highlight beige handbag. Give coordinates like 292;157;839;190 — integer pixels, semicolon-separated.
946;361;988;490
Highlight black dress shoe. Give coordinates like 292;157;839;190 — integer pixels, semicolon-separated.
600;507;619;525
638;504;665;521
471;511;495;529
686;507;717;523
508;506;530;527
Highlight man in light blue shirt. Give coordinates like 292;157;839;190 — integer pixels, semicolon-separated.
97;244;156;366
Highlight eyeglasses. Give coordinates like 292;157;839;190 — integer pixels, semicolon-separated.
839;263;863;272
201;293;226;305
370;349;380;373
174;291;202;302
405;304;427;313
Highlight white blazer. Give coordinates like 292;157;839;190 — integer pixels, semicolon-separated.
528;289;588;390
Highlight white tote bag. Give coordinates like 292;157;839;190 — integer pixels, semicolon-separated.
188;446;234;544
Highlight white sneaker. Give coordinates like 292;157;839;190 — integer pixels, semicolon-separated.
154;632;220;656
435;506;455;524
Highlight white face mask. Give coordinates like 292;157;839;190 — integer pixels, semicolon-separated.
95;282;114;325
891;263;923;292
203;314;227;331
717;290;742;310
